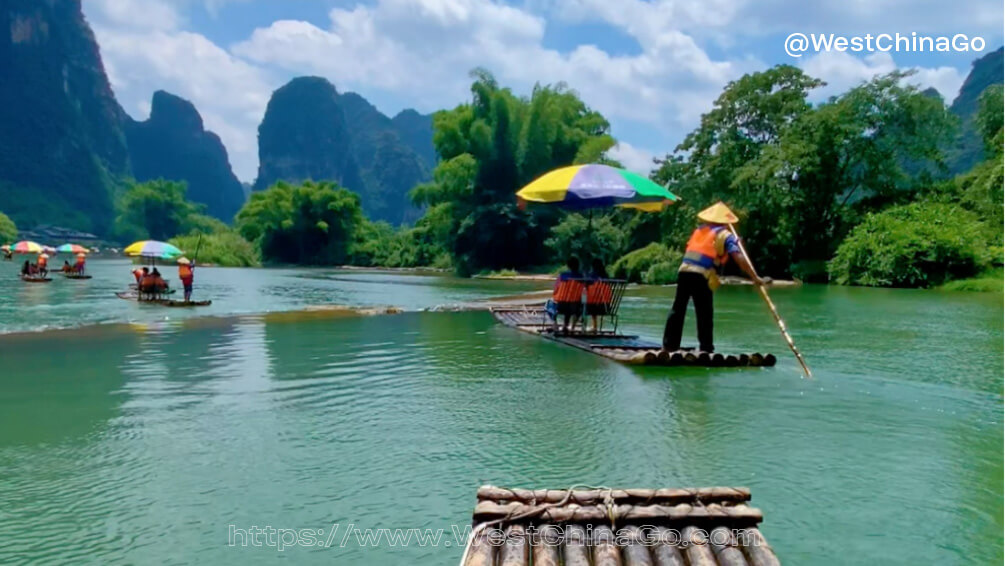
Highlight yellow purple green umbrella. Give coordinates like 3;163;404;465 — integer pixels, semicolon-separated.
517;164;678;211
124;240;183;260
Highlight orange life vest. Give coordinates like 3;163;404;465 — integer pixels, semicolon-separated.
38;256;47;267
683;226;728;268
179;264;193;280
553;279;584;302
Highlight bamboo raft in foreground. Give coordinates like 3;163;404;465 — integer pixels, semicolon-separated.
462;485;781;566
491;307;776;368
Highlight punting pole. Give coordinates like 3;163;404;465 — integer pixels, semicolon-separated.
728;224;812;378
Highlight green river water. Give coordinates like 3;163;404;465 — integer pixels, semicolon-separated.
0;259;1001;565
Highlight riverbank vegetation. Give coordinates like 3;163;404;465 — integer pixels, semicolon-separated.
0;211;16;243
103;68;1001;288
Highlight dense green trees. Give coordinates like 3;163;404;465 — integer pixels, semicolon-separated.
0;211;17;243
651;68;956;276
411;70;617;274
114;179;209;242
236;180;364;265
828;203;988;287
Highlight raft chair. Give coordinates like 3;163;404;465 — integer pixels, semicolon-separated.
550;278;586;333
585;278;629;334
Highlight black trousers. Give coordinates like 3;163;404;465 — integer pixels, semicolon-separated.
662;271;714;352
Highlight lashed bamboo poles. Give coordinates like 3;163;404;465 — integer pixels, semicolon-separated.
727;224;813;378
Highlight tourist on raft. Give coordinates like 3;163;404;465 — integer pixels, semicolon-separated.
585;258;612;332
61;260;73;273
662;202;768;353
133;266;148;285
21;260;32;277
139;268;168;295
177;257;195;302
547;256;585;332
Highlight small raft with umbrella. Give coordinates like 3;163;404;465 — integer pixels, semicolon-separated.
504;166;777;369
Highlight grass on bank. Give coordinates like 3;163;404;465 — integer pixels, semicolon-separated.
938;268;1004;292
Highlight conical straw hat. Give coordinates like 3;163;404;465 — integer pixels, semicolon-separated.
697;201;738;224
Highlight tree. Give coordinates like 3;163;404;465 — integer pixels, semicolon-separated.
0;211;17;243
412;70;617;274
235;180;364;265
653;67;955;275
545;214;627;267
114;179;206;242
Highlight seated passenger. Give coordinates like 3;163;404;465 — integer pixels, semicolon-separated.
586;258;613;332
551;256;585;332
150;268;168;292
61;260;73;273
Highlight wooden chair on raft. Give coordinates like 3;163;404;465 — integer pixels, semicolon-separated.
549;278;629;335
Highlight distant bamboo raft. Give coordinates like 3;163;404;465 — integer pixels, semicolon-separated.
461;485;781;566
491;307;776;368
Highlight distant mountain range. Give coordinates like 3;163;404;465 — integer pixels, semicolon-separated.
947;46;1005;174
252;77;433;224
0;0;435;235
0;0;997;236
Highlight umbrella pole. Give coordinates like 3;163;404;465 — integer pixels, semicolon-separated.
727;224;812;378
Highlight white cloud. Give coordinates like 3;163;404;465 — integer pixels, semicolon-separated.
85;0;275;180
232;0;752;149
609;141;656;174
82;0;992;185
801;50;965;102
85;0;181;31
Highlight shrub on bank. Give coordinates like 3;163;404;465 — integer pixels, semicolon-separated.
828;202;990;288
612;243;682;283
643;260;678;285
169;231;261;267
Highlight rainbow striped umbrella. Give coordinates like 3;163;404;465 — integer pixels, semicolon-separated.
517;164;678;212
12;241;43;254
57;243;89;254
124;240;183;260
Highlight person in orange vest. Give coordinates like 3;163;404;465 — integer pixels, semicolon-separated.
37;253;48;276
663;202;767;353
74;253;86;274
133;267;148;284
178;257;195;302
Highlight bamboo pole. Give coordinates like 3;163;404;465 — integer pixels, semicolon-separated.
727;224;812;378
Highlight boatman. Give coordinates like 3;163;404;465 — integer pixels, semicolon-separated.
178;257;195;302
662;202;767;353
37;252;48;276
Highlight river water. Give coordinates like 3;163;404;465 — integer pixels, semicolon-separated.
0;259;1001;565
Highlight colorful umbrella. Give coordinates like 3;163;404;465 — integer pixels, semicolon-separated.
124;240;184;260
58;243;89;254
41;245;57;254
517;164;678;211
0;244;9;252
12;241;43;254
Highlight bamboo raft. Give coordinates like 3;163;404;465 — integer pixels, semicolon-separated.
115;292;209;306
61;273;92;280
462;485;780;566
491;307;776;368
20;276;52;283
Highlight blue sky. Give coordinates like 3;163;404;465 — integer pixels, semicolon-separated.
82;0;1004;182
